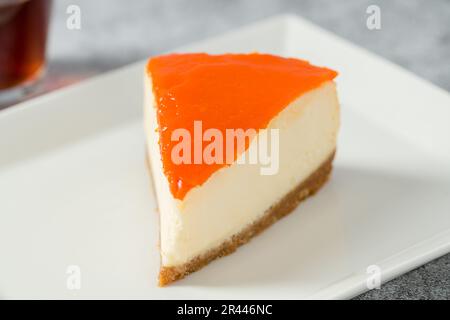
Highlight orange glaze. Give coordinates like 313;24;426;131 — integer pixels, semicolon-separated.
147;53;337;200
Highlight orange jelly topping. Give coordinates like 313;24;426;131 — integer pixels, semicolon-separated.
147;53;337;200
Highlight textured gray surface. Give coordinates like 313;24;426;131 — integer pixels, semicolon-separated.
46;0;450;92
24;0;450;299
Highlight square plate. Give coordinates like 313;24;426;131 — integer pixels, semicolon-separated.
1;15;449;299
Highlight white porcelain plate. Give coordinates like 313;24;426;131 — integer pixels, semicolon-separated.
1;15;449;299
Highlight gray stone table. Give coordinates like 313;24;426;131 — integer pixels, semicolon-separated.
13;0;450;299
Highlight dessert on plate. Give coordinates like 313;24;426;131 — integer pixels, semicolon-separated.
144;53;340;286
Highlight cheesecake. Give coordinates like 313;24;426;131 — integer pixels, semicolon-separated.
144;53;340;286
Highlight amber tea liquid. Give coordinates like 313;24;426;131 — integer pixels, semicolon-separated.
0;0;52;90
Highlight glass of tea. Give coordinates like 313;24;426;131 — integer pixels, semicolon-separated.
0;0;52;105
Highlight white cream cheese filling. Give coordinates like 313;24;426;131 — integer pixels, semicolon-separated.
144;77;340;267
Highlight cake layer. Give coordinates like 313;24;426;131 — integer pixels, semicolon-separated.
157;150;335;286
145;80;340;268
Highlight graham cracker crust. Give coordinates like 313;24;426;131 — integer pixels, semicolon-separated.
157;150;336;286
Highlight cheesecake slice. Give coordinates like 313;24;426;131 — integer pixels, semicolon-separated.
144;53;340;286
